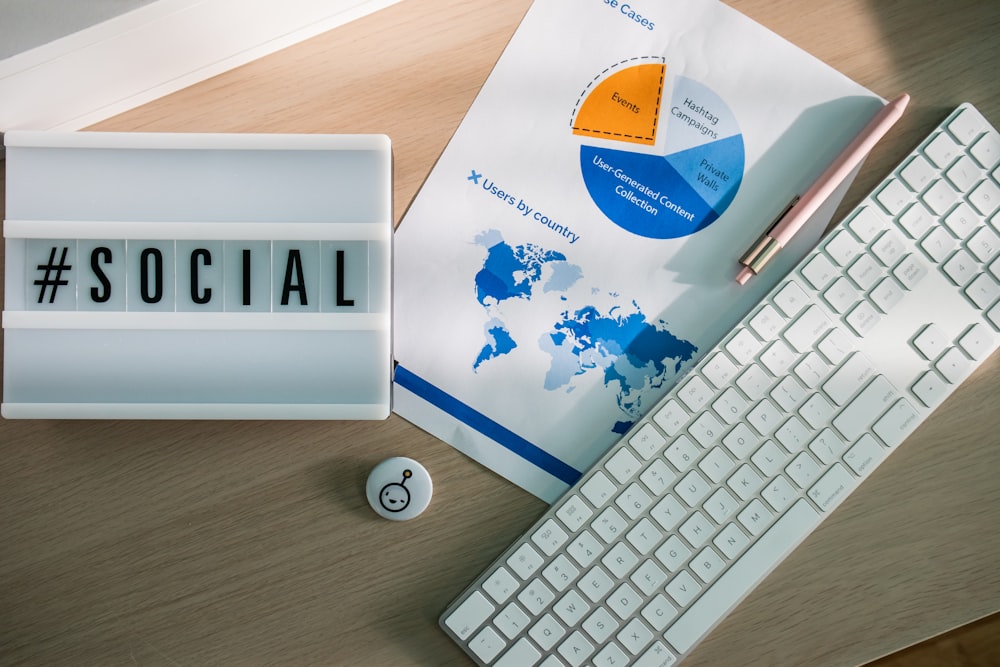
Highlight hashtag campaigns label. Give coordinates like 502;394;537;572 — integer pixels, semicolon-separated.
33;246;73;304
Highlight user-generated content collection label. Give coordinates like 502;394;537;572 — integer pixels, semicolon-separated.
23;238;372;312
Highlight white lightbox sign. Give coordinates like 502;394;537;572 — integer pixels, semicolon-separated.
2;131;392;419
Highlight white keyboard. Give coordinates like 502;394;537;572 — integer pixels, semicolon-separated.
440;103;1000;667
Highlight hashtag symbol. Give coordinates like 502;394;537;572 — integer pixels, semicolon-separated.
34;246;73;304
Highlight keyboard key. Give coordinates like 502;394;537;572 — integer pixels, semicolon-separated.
896;202;934;238
653;399;689;436
557;631;594;666
736;498;774;535
823;276;859;313
641;599;678;633
760;340;796;375
495;638;541;667
555;590;591;626
702;351;739;389
870;276;905;313
713;522;750;559
699;447;735;484
635;641;678;666
958;323;994;360
654;535;691;573
967;226;1000;262
807;428;847;464
871;229;906;266
676;470;711;507
626;518;663;556
945;155;980;192
507;543;544;579
971;131;1000;168
640;458;676;496
784;305;832;352
665;435;700;472
833;375;898;441
844;433;884;475
567;531;603;568
762;474;797;511
893;253;929;289
606;448;641;483
823;352;875;404
593;507;628;543
690;546;725;583
544;555;581;591
606;583;642;619
872;398;920;447
924;130;961;167
808;463;857;511
922;179;958;215
801;253;837;289
483;567;520;603
935;347;972;383
943;249;977;286
948;107;988;145
965;273;1000;308
519;580;555;615
596;640;631;665
533;519;570;556
748;304;785;340
665;571;701;607
581;471;617;507
725;328;764;364
579;566;614;603
678;375;713;412
899;154;936;191
602;543;638;579
969;178;1000;216
911;370;948;407
704;487;740;523
847;206;885;242
557;494;593;532
631;559;667;595
944;202;982;239
746;398;782;436
650;495;685;532
445;591;495;640
664;500;819;654
913;323;949;360
630;423;666;460
678;511;713;547
616;482;652;519
845;300;880;335
875;178;910;215
494;602;530;639
751;439;788;476
470;626;505;663
529;612;566;650
712;387;749;423
773;279;810;316
736;364;772;399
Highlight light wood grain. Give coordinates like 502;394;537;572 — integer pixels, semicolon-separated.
1;1;998;665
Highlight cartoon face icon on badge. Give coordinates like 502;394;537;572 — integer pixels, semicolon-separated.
379;469;412;513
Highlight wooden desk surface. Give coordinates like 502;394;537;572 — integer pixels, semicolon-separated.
2;1;998;665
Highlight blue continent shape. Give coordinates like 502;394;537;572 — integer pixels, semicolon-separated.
474;231;569;307
541;302;698;433
472;230;582;372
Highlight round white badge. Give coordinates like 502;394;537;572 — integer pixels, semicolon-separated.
365;457;433;521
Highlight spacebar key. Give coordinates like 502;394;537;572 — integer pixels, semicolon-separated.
663;499;820;654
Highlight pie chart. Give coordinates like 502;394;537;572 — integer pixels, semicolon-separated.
572;58;745;239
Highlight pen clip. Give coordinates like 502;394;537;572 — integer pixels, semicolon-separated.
739;195;799;274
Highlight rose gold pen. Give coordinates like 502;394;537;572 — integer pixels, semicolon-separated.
736;93;910;285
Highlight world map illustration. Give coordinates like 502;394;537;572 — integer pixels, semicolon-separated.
472;229;698;433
